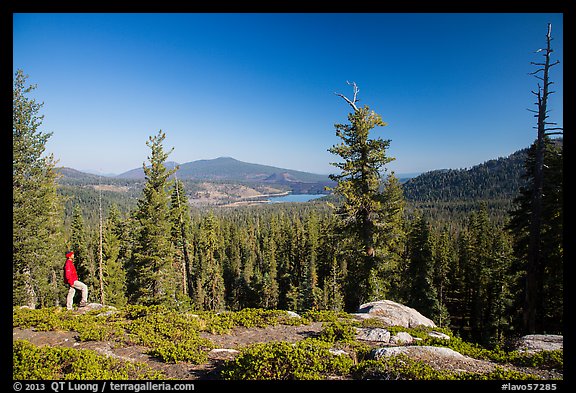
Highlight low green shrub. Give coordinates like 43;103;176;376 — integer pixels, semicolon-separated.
301;309;352;323
13;340;165;380
220;338;354;380
352;355;540;380
318;321;357;343
352;356;455;380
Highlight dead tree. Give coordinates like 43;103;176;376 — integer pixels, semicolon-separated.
523;23;562;334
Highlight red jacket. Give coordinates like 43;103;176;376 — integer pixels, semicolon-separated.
64;258;78;286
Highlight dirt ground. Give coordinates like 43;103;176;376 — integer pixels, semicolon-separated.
13;323;562;380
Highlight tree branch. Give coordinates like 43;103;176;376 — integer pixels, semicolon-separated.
335;81;360;112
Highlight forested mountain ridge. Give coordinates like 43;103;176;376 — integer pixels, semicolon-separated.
399;139;562;226
402;148;529;202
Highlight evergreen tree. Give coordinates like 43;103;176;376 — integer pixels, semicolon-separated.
239;225;258;308
404;213;440;321
129;131;178;306
102;204;128;307
195;212;225;311
508;138;563;333
69;204;97;298
431;229;454;327
222;223;244;310
372;173;406;301
300;213;322;310
13;69;65;308
259;232;280;309
321;256;346;312
457;206;515;346
276;214;297;309
328;81;395;310
169;177;193;305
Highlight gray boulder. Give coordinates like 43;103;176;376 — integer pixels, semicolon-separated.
428;331;451;340
352;300;436;328
515;334;563;353
372;345;465;360
390;331;414;345
355;327;391;342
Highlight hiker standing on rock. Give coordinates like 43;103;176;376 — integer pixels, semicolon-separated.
64;251;88;310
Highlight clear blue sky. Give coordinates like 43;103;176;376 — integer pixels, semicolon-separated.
13;13;563;176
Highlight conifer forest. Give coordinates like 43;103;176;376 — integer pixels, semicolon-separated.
13;28;563;351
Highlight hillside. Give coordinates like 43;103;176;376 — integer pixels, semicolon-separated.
56;157;334;207
401;149;528;202
116;156;332;184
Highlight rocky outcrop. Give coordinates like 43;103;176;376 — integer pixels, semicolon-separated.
372;345;465;361
515;334;563;353
351;300;436;328
355;327;449;345
355;327;391;342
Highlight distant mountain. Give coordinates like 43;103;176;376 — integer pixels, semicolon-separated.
115;161;180;179
55;167;103;180
116;157;331;184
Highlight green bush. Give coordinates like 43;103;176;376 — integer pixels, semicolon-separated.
220;338;354;380
318;321;356;343
352;355;540;381
124;310;213;363
13;340;165;380
301;309;351;323
352;356;455;380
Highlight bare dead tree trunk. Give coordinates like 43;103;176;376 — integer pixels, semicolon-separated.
175;174;192;297
23;266;37;309
523;23;561;334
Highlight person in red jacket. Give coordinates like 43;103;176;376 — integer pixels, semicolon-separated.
64;251;88;310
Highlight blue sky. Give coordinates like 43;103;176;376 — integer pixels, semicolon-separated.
13;13;563;176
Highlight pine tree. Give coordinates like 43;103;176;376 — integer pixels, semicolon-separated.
196;212;225;311
300;213;322;310
317;216;345;311
509;138;563;333
321;256;345;312
102;205;128;307
130;131;178;306
457;205;515;346
222;223;243;310
69;204;97;297
169;177;193;304
13;69;65;308
431;229;454;327
405;213;440;321
372;173;406;301
328;81;395;310
259;233;280;309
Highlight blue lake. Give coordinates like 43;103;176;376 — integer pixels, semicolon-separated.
270;194;326;203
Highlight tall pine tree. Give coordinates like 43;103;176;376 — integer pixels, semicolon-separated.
328;82;396;310
194;212;225;311
129;131;178;306
404;213;440;321
169;177;194;305
102;204;128;307
13;69;65;308
69;204;97;298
